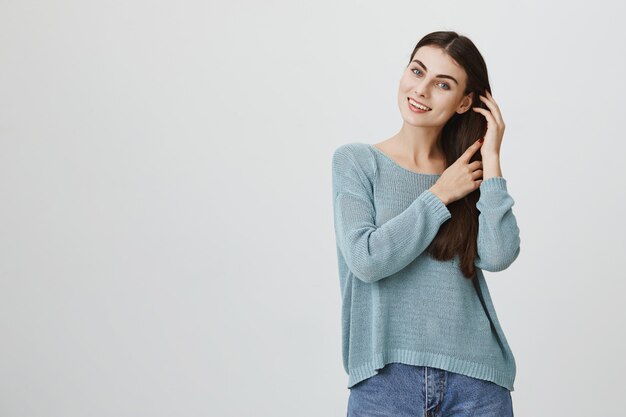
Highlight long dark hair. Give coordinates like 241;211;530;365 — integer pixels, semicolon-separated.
409;31;491;280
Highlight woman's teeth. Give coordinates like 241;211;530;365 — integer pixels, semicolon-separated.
409;98;431;111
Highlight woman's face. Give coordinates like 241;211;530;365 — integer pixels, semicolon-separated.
397;45;473;128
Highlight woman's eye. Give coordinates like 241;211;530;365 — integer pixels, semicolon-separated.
412;68;450;90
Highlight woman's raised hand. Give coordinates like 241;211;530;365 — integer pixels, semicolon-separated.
429;139;484;205
472;90;505;158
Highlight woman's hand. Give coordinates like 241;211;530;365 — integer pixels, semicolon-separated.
472;90;505;158
429;139;484;205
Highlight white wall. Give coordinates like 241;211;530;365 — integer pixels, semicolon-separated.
1;0;624;415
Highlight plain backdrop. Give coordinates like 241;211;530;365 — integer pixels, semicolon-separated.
1;0;625;416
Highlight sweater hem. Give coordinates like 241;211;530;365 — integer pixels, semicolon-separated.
347;348;515;392
480;176;507;191
418;190;452;223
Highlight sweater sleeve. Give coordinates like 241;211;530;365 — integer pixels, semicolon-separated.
332;146;452;283
475;176;521;272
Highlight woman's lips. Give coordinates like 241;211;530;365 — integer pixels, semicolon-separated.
408;98;431;113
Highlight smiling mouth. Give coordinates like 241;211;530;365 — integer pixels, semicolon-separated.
408;98;432;111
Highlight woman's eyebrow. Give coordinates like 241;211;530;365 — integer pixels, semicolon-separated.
411;59;459;85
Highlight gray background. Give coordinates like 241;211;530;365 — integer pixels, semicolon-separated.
1;0;625;416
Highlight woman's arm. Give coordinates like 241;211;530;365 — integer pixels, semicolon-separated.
332;146;452;283
471;91;521;271
474;175;521;272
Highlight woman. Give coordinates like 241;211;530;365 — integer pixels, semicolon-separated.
331;31;521;416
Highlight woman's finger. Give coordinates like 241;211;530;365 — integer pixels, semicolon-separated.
472;106;496;127
480;91;504;127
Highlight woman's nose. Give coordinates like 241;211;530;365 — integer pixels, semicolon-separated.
413;82;429;97
414;84;428;96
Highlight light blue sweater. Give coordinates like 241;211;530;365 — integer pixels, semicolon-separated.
331;142;521;391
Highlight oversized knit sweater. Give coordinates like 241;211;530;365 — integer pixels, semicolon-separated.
331;142;521;391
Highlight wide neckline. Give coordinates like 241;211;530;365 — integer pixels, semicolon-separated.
368;144;443;177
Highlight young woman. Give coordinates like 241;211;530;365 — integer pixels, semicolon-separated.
331;31;521;416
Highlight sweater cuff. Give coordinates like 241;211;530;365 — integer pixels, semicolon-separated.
480;176;507;192
419;190;452;223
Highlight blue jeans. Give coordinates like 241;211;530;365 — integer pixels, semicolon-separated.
347;362;513;417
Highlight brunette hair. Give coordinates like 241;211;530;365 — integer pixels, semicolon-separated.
410;31;492;280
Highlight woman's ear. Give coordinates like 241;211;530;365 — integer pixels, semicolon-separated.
457;92;474;114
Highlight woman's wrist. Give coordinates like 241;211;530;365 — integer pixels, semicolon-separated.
429;184;450;206
481;153;502;180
